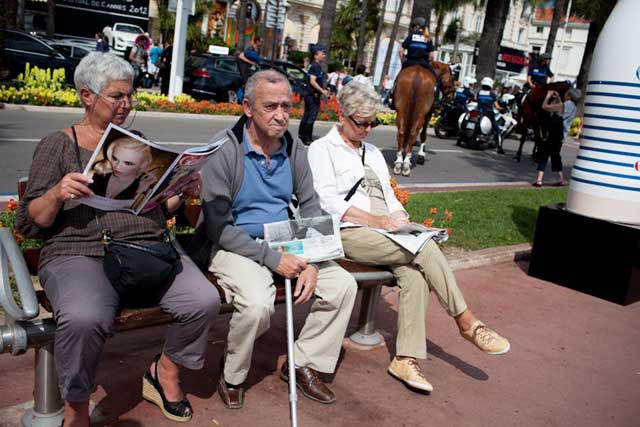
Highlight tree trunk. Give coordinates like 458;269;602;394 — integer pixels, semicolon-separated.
381;0;406;83
476;0;510;80
545;0;566;56
237;0;247;51
356;0;369;67
411;0;433;30
575;22;600;115
434;11;444;48
370;0;389;85
317;0;338;72
17;0;25;29
5;0;17;28
46;0;55;37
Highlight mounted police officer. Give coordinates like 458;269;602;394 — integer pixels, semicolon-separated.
476;76;505;154
527;52;554;88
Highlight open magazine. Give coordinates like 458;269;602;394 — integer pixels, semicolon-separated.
370;223;449;255
263;215;344;263
79;123;224;214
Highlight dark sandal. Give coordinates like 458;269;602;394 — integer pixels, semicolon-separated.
142;354;193;422
532;181;543;187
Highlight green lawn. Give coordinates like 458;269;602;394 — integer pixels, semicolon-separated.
405;188;569;250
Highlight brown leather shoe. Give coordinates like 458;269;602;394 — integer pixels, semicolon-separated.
280;360;336;404
217;373;244;409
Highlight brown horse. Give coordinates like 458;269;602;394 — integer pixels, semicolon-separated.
393;61;454;176
514;80;573;162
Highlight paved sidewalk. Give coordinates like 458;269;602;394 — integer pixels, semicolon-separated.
1;259;638;427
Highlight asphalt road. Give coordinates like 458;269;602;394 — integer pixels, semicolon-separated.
0;106;579;194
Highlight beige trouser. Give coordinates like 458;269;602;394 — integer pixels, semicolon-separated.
341;228;467;359
209;250;358;385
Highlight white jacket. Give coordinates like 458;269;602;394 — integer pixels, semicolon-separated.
308;126;406;225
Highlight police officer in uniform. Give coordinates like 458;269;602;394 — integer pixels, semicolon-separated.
299;44;329;144
476;77;505;154
527;52;554;88
454;76;476;111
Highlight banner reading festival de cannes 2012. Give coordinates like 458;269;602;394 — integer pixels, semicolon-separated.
57;0;150;20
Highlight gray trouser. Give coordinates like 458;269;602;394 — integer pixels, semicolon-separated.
40;255;221;402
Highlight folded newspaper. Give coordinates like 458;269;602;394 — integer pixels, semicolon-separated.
263;215;344;263
371;223;449;255
79;123;224;214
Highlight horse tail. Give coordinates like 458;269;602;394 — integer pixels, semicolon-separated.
401;73;422;153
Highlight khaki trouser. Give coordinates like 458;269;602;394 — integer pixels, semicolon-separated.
209;250;358;385
341;228;467;359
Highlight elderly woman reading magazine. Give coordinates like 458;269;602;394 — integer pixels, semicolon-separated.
15;52;220;426
307;82;510;394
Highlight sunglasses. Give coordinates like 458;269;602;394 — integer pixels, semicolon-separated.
348;115;380;130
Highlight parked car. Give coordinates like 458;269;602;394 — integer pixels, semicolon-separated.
103;23;146;54
260;60;309;95
183;54;244;103
0;28;79;83
48;42;91;61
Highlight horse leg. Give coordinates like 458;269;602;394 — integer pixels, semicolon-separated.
393;151;404;175
402;152;412;176
417;117;428;165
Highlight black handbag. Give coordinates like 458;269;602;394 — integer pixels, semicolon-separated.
71;126;182;305
101;230;181;303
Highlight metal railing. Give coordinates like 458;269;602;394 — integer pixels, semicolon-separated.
0;227;63;427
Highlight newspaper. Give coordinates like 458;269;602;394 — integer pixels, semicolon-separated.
263;215;344;263
79;123;224;214
370;223;449;255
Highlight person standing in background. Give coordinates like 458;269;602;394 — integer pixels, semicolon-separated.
159;40;173;96
148;39;163;86
299;44;329;145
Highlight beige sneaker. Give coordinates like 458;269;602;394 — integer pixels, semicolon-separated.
460;320;510;355
387;357;434;392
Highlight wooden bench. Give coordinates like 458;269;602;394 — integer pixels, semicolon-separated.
0;178;396;425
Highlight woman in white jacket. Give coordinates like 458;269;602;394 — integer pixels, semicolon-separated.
308;82;510;394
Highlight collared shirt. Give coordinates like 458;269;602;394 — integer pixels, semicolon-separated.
307;126;406;226
232;127;292;238
528;64;554;85
308;61;324;87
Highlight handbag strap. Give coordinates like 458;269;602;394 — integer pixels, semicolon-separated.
344;146;366;202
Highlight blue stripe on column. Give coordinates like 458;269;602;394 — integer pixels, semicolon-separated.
584;113;640;123
576;155;631;167
571;176;640;192
585;102;640;112
583;124;640;134
582;135;640;147
578;146;639;158
588;81;640;88
586;91;640;100
573;165;640;181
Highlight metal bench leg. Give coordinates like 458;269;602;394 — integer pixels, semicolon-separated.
349;286;384;346
22;342;64;427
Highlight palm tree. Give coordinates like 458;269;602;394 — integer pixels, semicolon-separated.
546;0;567;56
475;0;510;80
318;0;338;71
433;0;472;48
369;0;389;79
574;0;617;113
356;0;370;66
236;0;247;50
380;0;407;84
411;0;434;27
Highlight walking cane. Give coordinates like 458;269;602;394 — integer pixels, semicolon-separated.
284;278;298;427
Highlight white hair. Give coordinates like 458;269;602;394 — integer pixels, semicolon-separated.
74;52;134;98
337;81;380;117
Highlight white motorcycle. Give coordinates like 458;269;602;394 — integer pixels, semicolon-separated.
456;95;517;153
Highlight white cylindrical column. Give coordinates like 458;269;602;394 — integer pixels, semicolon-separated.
566;0;640;224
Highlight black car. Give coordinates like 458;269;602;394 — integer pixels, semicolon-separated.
260;60;308;95
1;29;79;84
183;54;244;103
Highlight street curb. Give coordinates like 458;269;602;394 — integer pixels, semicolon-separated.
447;243;532;272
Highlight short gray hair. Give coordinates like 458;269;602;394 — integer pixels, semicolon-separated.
244;69;292;105
74;52;134;98
568;87;582;102
337;82;380;117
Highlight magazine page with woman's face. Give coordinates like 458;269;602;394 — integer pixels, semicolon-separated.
81;124;179;213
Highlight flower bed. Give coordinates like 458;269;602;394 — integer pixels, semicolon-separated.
1;64;397;124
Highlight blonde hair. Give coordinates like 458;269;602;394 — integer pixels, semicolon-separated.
423;28;431;38
93;136;152;176
337;82;380;118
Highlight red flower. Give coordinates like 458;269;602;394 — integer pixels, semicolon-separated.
12;230;25;245
429;207;438;214
7;198;18;212
423;218;433;227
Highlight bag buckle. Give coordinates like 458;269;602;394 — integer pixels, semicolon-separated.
101;230;113;245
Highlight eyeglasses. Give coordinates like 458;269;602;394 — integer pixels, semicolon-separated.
349;115;379;130
92;90;139;107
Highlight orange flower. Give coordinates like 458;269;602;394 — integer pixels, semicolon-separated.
445;212;454;222
429;207;438;214
7;198;18;212
423;218;433;227
12;230;24;245
390;178;398;189
445;227;453;235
